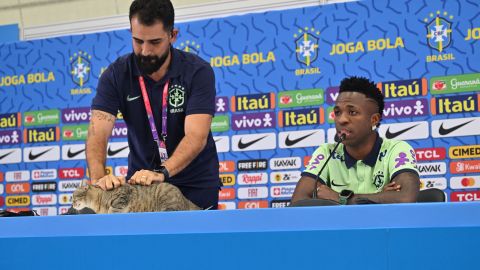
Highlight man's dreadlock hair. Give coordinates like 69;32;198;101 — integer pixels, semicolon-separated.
339;76;384;127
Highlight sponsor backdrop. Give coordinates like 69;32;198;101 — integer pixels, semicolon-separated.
0;0;479;214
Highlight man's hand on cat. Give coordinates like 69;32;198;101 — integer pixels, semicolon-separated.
129;169;165;186
93;175;126;190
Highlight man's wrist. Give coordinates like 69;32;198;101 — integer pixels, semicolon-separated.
157;166;170;181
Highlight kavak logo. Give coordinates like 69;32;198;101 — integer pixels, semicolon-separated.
237;187;268;199
423;11;455;62
59;180;82;192
294;26;321;76
213;136;230;153
232;133;276;151
5;170;30;182
270;157;301;170
279;129;324;149
420;178;447;190
62;144;86;160
24;146;60;162
176;40;201;54
270;171;302;184
237;172;268;185
379;121;429;140
432;117;480;138
450;176;480;189
416;162;447;176
168;84;185;113
107;142;129;158
0;148;21;164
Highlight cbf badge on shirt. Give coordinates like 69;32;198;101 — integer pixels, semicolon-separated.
138;76;169;163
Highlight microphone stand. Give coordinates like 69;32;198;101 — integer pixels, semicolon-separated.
289;134;345;207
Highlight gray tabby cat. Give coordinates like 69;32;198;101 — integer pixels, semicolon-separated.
72;182;201;213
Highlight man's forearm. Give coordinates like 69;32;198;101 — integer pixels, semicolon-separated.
163;134;206;177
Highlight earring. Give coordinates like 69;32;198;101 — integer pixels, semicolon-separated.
372;125;377;131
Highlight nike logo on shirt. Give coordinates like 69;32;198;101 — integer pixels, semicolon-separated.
385;124;419;139
331;180;348;187
238;136;267;149
285;132;316;146
28;148;52;161
438;120;474;135
127;95;141;102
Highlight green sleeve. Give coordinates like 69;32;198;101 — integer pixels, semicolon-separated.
387;141;419;180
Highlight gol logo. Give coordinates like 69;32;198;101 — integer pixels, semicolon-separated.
6;183;30;194
219;188;236;200
219;161;235;173
238;201;268;209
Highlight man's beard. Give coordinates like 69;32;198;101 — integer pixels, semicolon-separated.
135;48;170;75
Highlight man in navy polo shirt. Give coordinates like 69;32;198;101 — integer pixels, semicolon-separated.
85;0;220;209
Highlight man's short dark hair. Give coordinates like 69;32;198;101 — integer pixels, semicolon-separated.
129;0;175;32
339;76;384;126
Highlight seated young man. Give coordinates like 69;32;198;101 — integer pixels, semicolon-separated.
291;76;420;205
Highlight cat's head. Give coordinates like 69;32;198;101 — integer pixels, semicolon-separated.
72;181;101;211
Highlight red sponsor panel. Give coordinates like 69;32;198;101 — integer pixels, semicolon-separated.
0;196;4;207
238;200;269;209
450;191;480;202
415;148;446;161
58;168;85;179
0;172;3;182
219;161;235;173
303;156;311;167
450;160;480;174
7;207;30;213
6;183;30;194
219;188;236;200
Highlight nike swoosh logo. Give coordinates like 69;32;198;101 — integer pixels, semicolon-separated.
214;138;222;142
439;120;474;135
238;136;268;149
127;95;141;102
107;146;129;156
0;150;15;160
67;148;85;158
331;180;347;187
28;148;53;160
285;132;316;146
385;124;419;139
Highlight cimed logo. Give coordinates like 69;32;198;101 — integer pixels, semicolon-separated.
70;51;91;87
424;11;453;52
294;27;320;66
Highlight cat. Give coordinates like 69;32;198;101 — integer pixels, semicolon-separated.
71;182;201;214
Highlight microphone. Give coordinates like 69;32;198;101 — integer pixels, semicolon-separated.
289;132;346;207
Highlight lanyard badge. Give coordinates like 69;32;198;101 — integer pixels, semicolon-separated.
138;76;169;163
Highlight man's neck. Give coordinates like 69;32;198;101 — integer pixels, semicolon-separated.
345;133;377;161
148;51;172;82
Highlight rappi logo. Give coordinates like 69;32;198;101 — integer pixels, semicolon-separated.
415;147;446;161
59;168;85;179
238;201;268;209
231;112;275;131
450;191;480;202
237;173;267;185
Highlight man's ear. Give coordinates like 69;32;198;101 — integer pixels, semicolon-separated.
170;29;178;43
371;113;381;127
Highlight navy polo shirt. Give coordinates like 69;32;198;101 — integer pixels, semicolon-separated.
92;48;220;188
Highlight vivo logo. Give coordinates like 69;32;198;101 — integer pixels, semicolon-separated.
383;99;428;119
231;112;275;130
0;129;21;145
62;108;91;123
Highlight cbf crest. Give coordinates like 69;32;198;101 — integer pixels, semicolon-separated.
425;11;453;52
176;40;200;55
70;51;91;87
169;84;185;113
295;27;320;66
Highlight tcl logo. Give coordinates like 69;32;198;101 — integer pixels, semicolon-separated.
219;161;235;173
219;188;236;200
59;168;85;179
238;201;268;209
6;183;30;194
414;148;446;161
450;191;480;202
